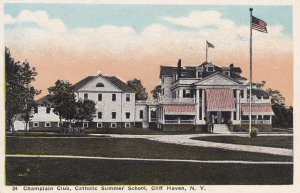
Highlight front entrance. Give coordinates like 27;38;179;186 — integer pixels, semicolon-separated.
208;111;231;124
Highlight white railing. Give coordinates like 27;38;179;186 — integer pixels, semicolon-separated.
164;120;194;124
159;98;195;104
241;120;271;124
136;100;158;105
240;98;270;104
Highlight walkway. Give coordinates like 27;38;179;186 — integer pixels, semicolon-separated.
6;154;292;165
90;133;293;157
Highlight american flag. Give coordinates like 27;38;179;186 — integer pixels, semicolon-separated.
252;16;268;33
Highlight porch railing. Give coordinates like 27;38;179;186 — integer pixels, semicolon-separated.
241;120;271;124
164;120;195;124
158;98;195;104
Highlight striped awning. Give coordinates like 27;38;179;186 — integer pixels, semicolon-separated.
164;105;195;114
241;104;274;115
205;89;235;111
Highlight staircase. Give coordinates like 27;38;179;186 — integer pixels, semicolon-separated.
213;124;231;133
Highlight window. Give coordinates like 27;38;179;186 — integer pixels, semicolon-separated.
58;122;62;127
125;112;130;119
84;93;88;100
233;89;237;98
162;78;164;84
111;123;117;128
34;106;38;113
112;94;116;101
139;110;144;119
33;122;39;127
183;89;192;98
45;122;51;127
207;67;214;72
46;107;51;114
96;83;104;87
98;94;102;101
162;88;164;95
234;112;237;120
97;123;103;128
241;90;244;98
98;112;102;119
224;71;230;76
112;112;116;119
125;123;131;128
126;94;130;102
83;123;89;128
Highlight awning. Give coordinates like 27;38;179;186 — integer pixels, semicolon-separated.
241;104;274;115
164;105;195;115
205;89;235;111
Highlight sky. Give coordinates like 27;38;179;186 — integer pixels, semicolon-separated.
4;4;293;105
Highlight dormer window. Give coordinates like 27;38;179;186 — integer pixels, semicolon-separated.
224;71;230;76
96;83;104;87
207;66;214;72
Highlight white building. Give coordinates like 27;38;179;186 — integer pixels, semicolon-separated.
18;60;274;132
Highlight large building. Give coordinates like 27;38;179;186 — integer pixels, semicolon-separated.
15;60;274;132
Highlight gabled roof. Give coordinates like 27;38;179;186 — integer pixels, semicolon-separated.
105;76;135;93
72;75;134;93
193;72;243;85
72;76;96;91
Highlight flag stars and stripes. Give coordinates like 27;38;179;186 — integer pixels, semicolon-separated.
251;16;268;33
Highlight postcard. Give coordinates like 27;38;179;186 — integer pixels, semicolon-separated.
1;0;299;193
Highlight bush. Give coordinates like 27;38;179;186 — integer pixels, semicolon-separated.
250;126;259;138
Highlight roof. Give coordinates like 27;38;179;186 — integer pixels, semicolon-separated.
72;75;134;93
36;95;51;106
72;76;96;91
104;76;135;93
160;61;245;80
160;66;196;78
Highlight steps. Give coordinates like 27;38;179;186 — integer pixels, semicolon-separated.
213;124;231;133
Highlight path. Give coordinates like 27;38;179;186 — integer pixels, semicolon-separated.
90;133;293;157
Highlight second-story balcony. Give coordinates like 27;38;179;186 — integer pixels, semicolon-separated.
158;97;195;104
240;97;271;104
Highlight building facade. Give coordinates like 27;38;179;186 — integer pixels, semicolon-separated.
16;60;273;132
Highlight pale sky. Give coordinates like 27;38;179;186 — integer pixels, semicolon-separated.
4;4;293;105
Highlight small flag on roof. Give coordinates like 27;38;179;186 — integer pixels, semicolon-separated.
206;40;215;48
251;16;268;33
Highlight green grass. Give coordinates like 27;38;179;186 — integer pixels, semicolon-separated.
6;137;292;161
191;136;293;149
7;127;207;135
6;157;293;185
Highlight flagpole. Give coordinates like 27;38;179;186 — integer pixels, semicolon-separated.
206;41;208;62
249;8;253;134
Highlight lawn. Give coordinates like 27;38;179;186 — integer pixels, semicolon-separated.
6;137;292;161
6;157;293;185
191;136;293;149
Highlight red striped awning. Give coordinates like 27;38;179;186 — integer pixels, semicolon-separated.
241;104;274;115
164;105;195;114
206;89;235;111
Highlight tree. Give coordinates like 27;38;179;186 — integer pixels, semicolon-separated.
5;47;40;131
127;79;148;100
252;81;293;128
74;99;96;123
151;85;161;99
48;80;77;123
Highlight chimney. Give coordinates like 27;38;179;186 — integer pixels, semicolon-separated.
177;59;181;79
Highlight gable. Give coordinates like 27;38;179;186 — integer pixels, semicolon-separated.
195;73;242;86
78;76;122;92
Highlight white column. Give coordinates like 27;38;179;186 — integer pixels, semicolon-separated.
237;89;240;120
148;107;151;122
196;89;200;121
231;111;234;121
162;107;165;123
202;89;205;120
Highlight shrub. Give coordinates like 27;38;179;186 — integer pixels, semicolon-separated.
250;126;259;138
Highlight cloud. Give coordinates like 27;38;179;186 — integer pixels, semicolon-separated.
163;11;234;29
5;10;66;33
4;9;293;105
